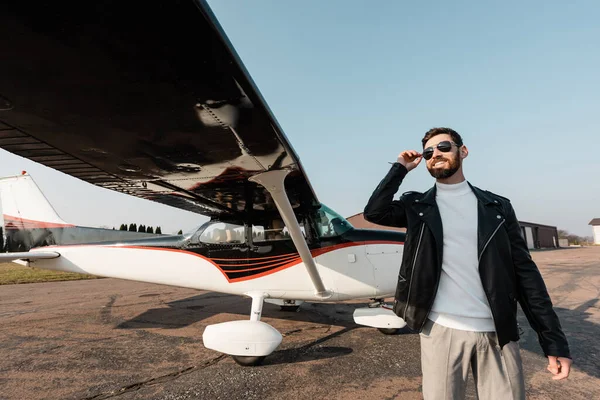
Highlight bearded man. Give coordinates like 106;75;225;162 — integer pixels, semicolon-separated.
364;127;571;399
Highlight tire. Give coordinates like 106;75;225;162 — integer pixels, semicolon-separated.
231;355;266;366
378;328;399;335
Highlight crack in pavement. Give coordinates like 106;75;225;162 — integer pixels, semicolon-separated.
0;308;40;318
100;295;118;325
80;354;227;400
80;325;344;399
281;325;332;337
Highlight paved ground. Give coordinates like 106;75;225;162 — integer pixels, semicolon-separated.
1;247;598;399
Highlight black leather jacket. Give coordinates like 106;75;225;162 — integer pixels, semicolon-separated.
364;163;570;358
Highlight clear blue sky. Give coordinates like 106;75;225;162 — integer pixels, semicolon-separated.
1;0;598;236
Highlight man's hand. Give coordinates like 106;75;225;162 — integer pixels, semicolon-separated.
547;356;572;380
397;150;423;172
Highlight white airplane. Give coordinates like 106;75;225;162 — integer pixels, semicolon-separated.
0;0;406;366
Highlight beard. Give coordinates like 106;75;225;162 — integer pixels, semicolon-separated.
427;153;461;179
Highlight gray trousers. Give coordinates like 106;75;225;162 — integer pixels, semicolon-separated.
420;319;526;400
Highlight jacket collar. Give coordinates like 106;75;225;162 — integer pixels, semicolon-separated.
418;181;497;206
414;180;505;260
468;183;498;206
419;185;437;205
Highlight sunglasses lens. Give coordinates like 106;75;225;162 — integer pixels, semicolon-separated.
437;141;453;152
423;149;434;160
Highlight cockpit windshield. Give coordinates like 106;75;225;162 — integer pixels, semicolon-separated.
314;203;353;238
186;203;352;243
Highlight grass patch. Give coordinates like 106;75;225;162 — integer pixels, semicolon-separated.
0;262;99;285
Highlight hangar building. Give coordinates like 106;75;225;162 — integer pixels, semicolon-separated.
589;218;600;245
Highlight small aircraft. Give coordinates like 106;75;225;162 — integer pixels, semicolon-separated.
0;173;164;252
0;0;406;366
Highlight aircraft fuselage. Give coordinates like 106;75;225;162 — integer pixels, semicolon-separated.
29;225;404;302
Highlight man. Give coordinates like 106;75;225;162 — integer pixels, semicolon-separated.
364;128;571;399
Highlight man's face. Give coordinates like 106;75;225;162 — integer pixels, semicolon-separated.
423;134;462;179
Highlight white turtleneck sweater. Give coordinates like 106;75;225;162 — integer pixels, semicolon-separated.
428;180;495;332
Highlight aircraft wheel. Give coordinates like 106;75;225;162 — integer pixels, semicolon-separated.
378;328;399;335
280;305;300;312
231;355;266;366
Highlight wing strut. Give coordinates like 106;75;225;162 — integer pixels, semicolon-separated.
249;170;331;298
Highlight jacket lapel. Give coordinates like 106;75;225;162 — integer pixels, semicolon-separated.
469;184;506;258
412;183;506;264
412;186;444;266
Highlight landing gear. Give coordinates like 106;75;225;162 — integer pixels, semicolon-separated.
202;292;282;367
369;298;386;308
265;298;304;312
231;355;266;367
352;298;407;333
372;300;400;335
280;300;302;312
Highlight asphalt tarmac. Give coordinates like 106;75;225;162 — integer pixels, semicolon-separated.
1;247;599;399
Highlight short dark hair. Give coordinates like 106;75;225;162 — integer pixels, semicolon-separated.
421;127;463;148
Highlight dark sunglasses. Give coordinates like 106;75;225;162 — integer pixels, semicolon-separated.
422;141;460;160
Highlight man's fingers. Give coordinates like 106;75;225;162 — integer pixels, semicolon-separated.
547;356;560;375
552;358;572;380
400;150;420;161
398;150;424;170
399;151;412;161
552;370;569;380
547;356;572;380
547;365;559;374
552;364;570;380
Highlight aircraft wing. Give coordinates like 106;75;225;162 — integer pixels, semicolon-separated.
0;251;60;262
0;0;319;217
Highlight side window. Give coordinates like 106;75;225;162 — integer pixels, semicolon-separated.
199;222;245;244
252;218;305;243
315;204;353;238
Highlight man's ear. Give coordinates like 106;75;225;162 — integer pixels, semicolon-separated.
460;145;469;159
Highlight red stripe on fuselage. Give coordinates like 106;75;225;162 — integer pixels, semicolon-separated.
107;240;403;283
3;214;75;229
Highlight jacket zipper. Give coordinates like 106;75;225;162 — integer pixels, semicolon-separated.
478;218;505;351
478;219;505;263
403;223;424;320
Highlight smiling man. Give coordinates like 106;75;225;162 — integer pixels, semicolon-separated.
364;127;571;399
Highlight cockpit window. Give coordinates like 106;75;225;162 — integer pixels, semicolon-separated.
252;217;306;242
198;221;245;244
315;204;353;238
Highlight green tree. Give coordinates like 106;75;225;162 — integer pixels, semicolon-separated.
146;226;154;234
560;228;589;245
177;229;183;235
119;224;127;231
155;226;162;234
138;224;145;233
129;223;136;232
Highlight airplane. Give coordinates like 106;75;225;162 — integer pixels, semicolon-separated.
0;172;164;253
0;0;407;366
